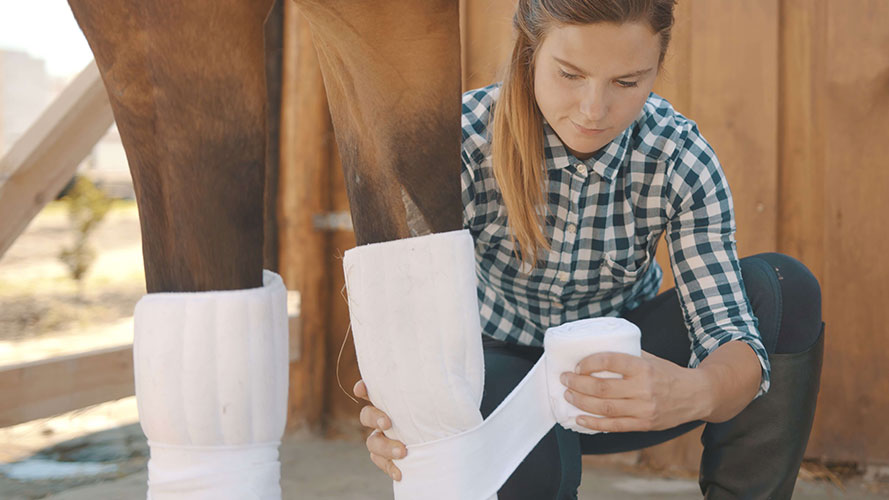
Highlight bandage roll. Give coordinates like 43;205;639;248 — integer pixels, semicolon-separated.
544;318;641;433
134;270;289;500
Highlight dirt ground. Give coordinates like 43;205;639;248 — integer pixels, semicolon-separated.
0;200;144;359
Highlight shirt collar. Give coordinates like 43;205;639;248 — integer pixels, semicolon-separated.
542;120;632;182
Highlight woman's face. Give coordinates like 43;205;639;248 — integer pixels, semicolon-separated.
533;22;662;160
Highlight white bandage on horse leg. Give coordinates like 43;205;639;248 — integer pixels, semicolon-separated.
133;270;289;500
343;230;641;500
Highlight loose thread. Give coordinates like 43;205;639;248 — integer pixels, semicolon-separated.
336;280;360;405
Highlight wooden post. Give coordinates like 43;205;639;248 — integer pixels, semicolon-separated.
264;0;285;273
279;4;333;432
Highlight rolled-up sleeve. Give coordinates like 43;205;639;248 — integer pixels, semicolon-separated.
664;125;771;399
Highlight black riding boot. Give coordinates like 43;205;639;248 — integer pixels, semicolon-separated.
699;324;825;499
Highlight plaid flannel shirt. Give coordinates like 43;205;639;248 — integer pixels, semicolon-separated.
461;83;770;397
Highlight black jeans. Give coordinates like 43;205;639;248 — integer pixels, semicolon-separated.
479;252;823;500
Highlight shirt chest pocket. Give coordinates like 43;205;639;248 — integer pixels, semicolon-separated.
595;232;658;292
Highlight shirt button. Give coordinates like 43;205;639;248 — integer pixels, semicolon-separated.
566;223;577;234
552;300;563;309
576;164;588;177
557;271;569;282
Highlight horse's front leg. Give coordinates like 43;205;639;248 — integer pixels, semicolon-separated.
292;3;498;499
294;0;464;244
68;1;287;498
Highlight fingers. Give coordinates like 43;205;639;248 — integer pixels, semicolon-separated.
359;404;393;431
353;379;368;401
354;380;408;481
366;429;407;481
574;415;653;433
575;352;642;377
369;450;402;481
560;372;637;399
365;426;406;459
562;388;654;420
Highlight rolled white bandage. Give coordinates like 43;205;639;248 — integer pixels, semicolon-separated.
343;230;641;500
134;270;289;500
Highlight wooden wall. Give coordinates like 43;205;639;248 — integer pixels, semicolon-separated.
279;0;889;465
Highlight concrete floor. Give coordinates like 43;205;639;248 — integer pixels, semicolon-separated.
1;423;886;500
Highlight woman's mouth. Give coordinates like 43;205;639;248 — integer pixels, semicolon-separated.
572;121;607;136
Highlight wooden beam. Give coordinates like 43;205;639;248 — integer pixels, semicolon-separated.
0;61;114;259
0;345;133;428
279;5;333;432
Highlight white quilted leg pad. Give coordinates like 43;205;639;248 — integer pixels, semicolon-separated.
343;231;641;500
133;270;289;500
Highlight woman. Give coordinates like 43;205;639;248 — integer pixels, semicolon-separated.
355;0;823;498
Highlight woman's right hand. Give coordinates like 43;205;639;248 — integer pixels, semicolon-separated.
354;379;407;482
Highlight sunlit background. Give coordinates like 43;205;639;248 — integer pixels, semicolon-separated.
0;2;144;495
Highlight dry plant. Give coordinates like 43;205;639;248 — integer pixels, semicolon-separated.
57;175;113;300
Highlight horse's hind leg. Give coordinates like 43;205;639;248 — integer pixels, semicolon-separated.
68;2;288;498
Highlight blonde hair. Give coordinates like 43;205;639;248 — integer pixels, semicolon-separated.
491;0;676;267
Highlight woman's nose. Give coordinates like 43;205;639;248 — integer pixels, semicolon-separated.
578;87;609;124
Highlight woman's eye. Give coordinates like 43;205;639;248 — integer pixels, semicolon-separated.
559;69;581;80
616;80;638;88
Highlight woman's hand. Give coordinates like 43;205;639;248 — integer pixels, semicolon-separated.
559;350;711;432
353;379;408;481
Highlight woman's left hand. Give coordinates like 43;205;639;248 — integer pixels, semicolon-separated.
560;350;711;433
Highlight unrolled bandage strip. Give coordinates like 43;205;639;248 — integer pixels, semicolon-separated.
133;270;289;500
343;230;641;500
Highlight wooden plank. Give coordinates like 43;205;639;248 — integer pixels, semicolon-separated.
0;61;114;259
459;0;517;92
687;0;780;258
777;0;827;282
0;345;133;428
279;5;333;432
796;0;889;463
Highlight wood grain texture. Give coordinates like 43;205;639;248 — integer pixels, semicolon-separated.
788;0;889;462
0;346;133;428
460;0;517;91
687;0;780;258
279;6;332;431
0;62;113;260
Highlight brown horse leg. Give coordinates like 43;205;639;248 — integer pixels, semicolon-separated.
293;0;463;245
67;0;274;293
68;3;290;498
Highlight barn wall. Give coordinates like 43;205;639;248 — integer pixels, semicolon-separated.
280;0;889;465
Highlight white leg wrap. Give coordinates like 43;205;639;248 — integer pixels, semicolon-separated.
343;230;640;500
133;270;289;500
